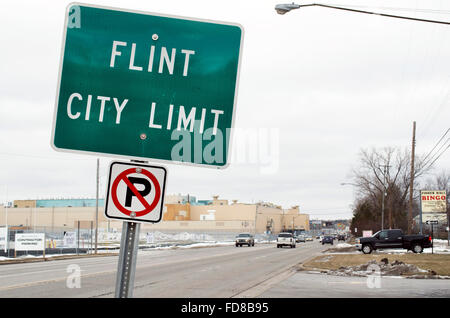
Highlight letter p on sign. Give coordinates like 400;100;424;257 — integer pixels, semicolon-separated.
104;161;167;223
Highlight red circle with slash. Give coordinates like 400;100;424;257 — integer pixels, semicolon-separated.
111;168;161;217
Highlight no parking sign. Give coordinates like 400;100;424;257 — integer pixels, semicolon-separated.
105;161;167;223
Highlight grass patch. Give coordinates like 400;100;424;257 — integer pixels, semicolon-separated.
302;253;450;276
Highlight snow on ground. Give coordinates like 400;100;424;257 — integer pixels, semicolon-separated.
0;231;276;261
379;240;450;254
318;259;450;279
324;239;450;255
335;243;353;248
324;259;430;278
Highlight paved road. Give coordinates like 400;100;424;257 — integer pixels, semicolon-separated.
0;242;326;298
261;272;450;298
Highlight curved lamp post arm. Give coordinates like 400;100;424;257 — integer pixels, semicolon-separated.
275;3;450;25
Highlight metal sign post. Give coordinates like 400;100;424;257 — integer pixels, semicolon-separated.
106;160;166;298
90;221;93;254
115;221;140;298
431;222;434;255
77;220;80;255
419;194;423;234
426;220;438;254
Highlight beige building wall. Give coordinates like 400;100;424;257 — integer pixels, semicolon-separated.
165;194;185;204
163;203;191;221
211;195;228;206
0;201;310;234
13;200;36;208
190;203;256;221
281;206;310;231
189;202;306;233
255;205;285;233
141;220;255;232
0;206;108;230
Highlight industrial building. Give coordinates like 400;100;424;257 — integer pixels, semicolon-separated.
2;195;309;234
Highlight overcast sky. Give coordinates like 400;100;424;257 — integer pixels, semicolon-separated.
1;0;449;220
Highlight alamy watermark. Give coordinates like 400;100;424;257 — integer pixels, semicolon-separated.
366;264;381;289
170;126;280;174
66;264;81;289
67;5;81;29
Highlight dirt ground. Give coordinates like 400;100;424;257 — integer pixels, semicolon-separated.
302;253;450;276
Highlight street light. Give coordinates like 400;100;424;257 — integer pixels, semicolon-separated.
274;3;450;25
275;3;301;15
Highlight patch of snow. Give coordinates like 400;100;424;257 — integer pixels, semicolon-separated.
336;243;353;248
325;259;443;279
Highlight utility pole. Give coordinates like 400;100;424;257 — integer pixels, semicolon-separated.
447;194;449;246
408;121;416;234
5;186;8;256
380;164;390;230
95;158;99;254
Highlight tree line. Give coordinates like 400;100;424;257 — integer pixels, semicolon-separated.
349;147;449;237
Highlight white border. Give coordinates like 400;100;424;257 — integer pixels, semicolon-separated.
50;2;244;169
104;160;169;224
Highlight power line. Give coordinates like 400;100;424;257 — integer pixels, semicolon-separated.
419;86;450;139
423;142;450;170
329;3;450;15
422;139;450;170
421;128;450;163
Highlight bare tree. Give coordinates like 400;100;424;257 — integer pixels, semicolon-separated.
352;147;432;230
424;171;450;194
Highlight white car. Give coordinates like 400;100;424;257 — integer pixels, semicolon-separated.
296;234;306;243
277;232;296;248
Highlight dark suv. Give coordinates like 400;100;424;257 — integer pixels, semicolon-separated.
322;236;334;245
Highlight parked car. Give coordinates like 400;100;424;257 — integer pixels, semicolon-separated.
296;234;306;243
277;232;296;248
356;229;432;254
235;233;255;247
337;234;346;241
322;236;334;245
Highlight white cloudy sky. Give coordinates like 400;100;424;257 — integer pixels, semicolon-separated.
1;0;449;220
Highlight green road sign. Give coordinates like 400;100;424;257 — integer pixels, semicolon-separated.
52;3;244;168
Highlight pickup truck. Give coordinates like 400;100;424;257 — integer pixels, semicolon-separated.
277;232;296;248
355;229;432;254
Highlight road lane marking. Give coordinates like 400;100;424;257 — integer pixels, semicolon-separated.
0;243;326;295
